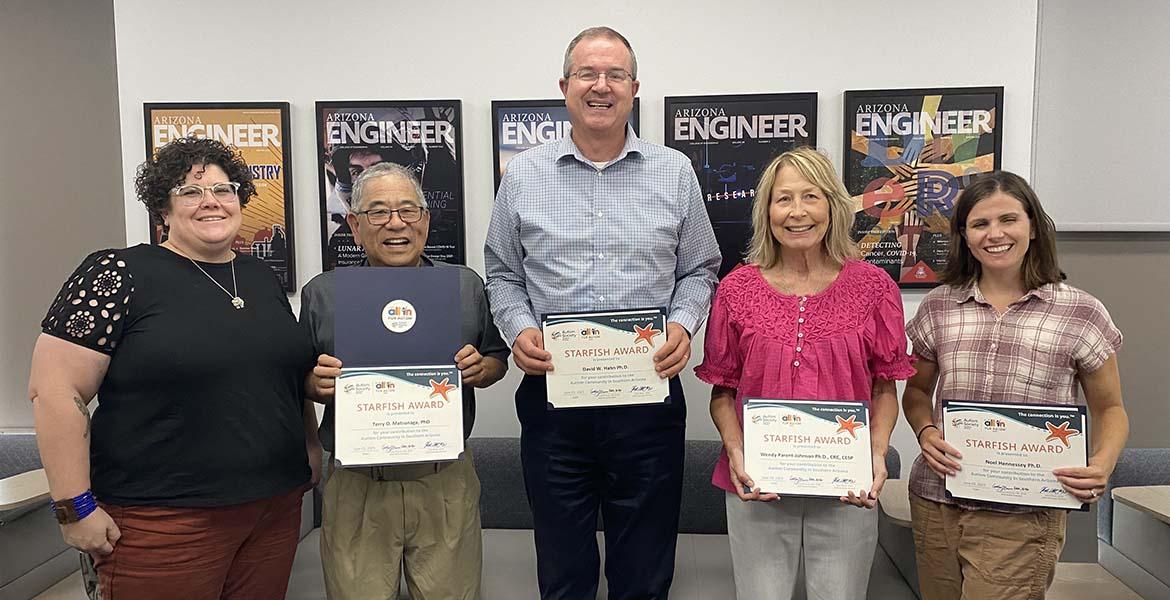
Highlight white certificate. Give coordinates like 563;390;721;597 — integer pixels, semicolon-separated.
542;309;669;409
743;399;873;497
944;401;1088;510
334;365;463;467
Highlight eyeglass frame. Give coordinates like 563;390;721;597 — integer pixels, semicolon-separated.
566;68;635;84
169;181;242;206
356;205;428;226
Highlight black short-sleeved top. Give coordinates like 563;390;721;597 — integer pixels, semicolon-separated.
41;244;314;507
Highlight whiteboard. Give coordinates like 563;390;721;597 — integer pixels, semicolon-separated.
1032;0;1170;231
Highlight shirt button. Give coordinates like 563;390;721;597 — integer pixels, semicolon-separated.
598;253;604;259
597;212;603;217
990;343;998;350
796;346;802;353
797;332;804;338
798;317;805;324
799;306;806;312
793;360;800;367
799;296;807;302
598;296;605;302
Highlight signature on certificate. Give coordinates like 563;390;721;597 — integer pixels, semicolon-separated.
382;443;416;452
590;388;622;397
629;385;653;393
425;441;449;449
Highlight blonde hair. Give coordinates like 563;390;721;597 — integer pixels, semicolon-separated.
746;146;858;270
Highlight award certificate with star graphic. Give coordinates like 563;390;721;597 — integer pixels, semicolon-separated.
743;399;873;497
943;401;1088;510
334;365;463;467
542;308;669;409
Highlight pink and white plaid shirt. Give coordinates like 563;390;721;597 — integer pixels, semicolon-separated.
906;281;1122;512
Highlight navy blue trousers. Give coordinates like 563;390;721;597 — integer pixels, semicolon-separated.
516;374;686;600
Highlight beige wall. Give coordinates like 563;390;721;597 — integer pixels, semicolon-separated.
0;0;125;428
1051;234;1170;560
1058;233;1170;448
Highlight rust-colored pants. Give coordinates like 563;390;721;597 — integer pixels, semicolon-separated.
909;493;1067;600
94;486;305;599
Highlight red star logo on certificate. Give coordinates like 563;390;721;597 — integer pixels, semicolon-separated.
1044;421;1080;447
835;415;865;439
633;323;662;347
429;378;456;403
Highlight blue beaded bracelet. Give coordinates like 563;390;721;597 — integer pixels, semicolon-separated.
48;490;98;521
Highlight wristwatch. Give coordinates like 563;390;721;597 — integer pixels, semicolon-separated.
49;491;97;524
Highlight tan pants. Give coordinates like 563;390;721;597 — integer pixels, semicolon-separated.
909;494;1067;600
321;450;482;600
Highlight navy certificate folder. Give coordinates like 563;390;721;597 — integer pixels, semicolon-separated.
333;266;460;369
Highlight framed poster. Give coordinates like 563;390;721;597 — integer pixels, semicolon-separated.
843;87;1003;287
664;93;817;278
315;100;465;270
491;98;640;192
143;102;296;291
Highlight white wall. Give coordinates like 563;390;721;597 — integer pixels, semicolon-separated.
1032;0;1170;230
112;0;1039;462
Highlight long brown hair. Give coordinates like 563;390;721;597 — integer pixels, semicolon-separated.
940;171;1065;289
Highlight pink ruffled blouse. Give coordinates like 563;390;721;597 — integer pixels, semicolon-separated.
694;260;916;493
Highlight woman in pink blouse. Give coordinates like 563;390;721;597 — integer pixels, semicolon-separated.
695;147;915;599
902;171;1128;599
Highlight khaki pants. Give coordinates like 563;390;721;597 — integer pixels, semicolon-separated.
909;494;1067;600
321;450;482;600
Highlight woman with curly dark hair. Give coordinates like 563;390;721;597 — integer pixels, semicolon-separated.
28;136;319;598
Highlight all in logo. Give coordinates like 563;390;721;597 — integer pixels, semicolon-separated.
382;300;417;333
983;418;1007;432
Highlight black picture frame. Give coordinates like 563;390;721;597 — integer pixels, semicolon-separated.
315;99;466;270
663;92;818;279
143;101;297;291
842;86;1004;288
490;98;640;193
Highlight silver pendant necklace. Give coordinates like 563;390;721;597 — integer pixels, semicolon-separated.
189;258;244;308
166;243;244;309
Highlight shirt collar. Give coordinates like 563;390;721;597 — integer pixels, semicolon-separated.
556;123;643;166
359;254;434;268
957;281;1055;305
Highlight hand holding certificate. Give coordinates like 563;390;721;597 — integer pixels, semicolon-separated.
542;309;669;409
742;399;874;498
332;267;465;467
943;401;1089;510
335;366;463;466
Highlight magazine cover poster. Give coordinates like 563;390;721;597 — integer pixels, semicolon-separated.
844;87;1003;287
316;100;465;270
664;93;817;278
143;102;296;291
491;98;640;192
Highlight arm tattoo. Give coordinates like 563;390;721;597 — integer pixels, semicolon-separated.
73;396;91;440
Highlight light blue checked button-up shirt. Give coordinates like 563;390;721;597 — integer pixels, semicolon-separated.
484;127;720;345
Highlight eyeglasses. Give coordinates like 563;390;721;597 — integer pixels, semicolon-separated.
170;182;241;206
359;206;426;225
568;68;634;84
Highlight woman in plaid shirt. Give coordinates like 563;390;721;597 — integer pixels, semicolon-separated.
902;171;1128;600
